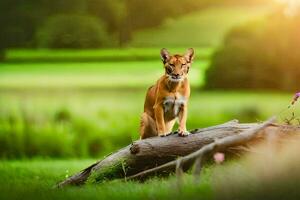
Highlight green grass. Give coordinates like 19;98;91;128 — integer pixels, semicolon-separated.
0;60;209;88
130;5;271;47
5;47;213;63
0;159;213;200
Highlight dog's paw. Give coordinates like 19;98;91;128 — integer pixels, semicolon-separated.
172;130;179;135
178;131;191;137
159;132;172;137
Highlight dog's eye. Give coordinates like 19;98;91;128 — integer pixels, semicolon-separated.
166;66;173;74
181;64;186;68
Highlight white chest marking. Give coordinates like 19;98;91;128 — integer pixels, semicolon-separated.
163;96;186;116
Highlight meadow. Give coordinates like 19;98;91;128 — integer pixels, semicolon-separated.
5;48;213;63
0;3;295;199
0;53;210;89
1;57;296;199
0;47;296;159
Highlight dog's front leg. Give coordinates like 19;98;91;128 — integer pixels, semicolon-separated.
154;104;167;136
178;104;190;137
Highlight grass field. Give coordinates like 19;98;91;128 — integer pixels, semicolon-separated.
5;47;213;63
0;60;209;89
0;159;213;200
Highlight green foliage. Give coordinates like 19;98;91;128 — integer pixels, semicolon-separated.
0;0;115;48
37;15;111;49
0;49;5;61
0;102;133;158
87;0;125;32
130;6;270;47
126;0;266;31
0;1;34;48
0;90;292;159
0;0;270;49
206;12;300;91
126;0;183;30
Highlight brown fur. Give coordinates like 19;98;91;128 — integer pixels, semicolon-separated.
139;48;195;139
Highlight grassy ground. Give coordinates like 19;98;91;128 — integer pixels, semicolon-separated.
5;47;213;63
0;60;209;89
0;159;213;200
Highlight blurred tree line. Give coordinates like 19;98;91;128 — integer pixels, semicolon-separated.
206;8;300;91
0;0;267;60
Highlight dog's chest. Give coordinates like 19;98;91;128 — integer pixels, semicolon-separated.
163;95;186;118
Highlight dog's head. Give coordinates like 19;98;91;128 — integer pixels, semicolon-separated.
160;48;195;82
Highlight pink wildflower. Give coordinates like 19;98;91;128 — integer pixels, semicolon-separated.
213;152;225;164
291;92;300;105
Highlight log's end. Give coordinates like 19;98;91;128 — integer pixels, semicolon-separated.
130;142;140;154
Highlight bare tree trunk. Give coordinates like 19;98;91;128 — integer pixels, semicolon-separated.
56;119;299;188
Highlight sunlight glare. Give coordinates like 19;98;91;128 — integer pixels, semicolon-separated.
276;0;300;16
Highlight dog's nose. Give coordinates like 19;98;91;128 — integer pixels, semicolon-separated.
173;74;180;78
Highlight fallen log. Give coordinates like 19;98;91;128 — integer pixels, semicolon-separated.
127;117;275;181
57;118;300;188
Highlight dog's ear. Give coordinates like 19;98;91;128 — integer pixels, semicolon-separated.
160;48;170;63
185;48;195;63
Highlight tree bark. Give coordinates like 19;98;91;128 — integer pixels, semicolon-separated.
56;119;299;188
